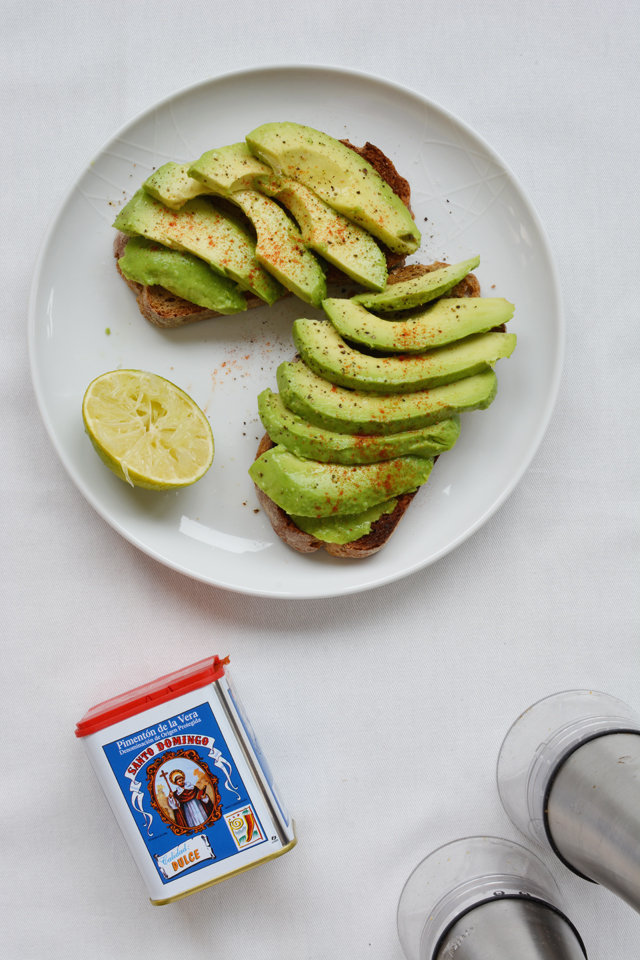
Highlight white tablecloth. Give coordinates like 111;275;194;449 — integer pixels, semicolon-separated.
3;2;639;957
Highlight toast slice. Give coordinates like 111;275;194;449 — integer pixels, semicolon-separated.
114;140;415;326
253;260;484;558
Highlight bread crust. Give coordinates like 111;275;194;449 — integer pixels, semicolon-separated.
324;490;418;558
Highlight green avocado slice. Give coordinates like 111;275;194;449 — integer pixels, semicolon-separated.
290;500;398;544
277;361;498;436
188;143;272;196
257;175;387;291
187;146;327;305
249;444;433;517
322;296;514;353
118;237;247;314
246;122;421;255
293;319;516;393
142;162;215;210
112;189;283;304
231;190;327;307
258;389;460;463
352;256;481;311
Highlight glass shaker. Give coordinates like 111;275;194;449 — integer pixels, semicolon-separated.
497;689;640;912
397;836;586;959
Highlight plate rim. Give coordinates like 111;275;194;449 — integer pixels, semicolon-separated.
28;63;565;599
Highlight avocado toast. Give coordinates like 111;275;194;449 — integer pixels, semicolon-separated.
250;260;515;558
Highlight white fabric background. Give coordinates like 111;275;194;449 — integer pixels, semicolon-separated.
2;1;639;957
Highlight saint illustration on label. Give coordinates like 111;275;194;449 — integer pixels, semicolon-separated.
146;749;222;837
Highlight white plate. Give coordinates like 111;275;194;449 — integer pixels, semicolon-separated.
29;65;563;599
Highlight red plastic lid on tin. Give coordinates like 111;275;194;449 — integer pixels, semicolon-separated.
75;655;230;738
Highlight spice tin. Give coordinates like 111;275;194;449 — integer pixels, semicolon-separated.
75;655;296;905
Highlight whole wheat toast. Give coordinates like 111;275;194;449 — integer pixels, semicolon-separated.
114;140;414;327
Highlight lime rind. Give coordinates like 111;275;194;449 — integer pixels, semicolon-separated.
82;370;214;490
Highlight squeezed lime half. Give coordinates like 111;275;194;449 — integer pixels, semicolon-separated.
82;369;214;490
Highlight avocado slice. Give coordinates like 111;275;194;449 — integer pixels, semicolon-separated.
142;162;215;210
230;189;326;307
352;257;481;312
258;389;459;463
187;146;326;305
290;500;398;544
113;190;283;305
118;237;248;314
257;175;387;291
277;361;498;436
293;319;516;393
118;237;247;314
323;296;514;353
245;122;421;256
249;444;434;517
188;143;272;196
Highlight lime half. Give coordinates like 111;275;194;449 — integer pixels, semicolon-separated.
82;370;214;490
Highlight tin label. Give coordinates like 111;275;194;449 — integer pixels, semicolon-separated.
103;702;268;884
225;675;290;826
